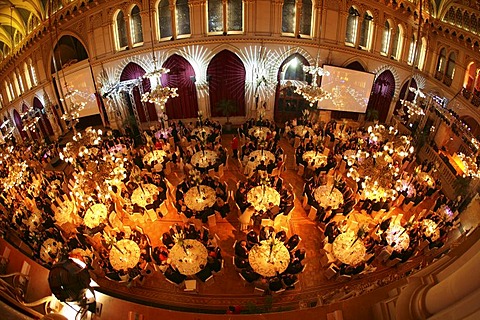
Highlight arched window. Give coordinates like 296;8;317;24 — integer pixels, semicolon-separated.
456;9;462;26
227;0;243;32
359;11;374;50
130;5;144;45
407;34;416;65
380;20;391;55
158;0;173;39
115;10;128;50
16;69;24;93
4;81;12;102
29;59;38;86
176;0;191;36
23;62;32;89
471;14;477;33
436;48;447;74
13;74;20;97
345;7;359;45
14;32;22;46
299;0;313;36
27;14;39;33
8;80;14;100
390;25;403;60
446;52;456;81
463;11;470;30
282;0;296;34
418;37;427;70
446;7;455;23
464;62;476;91
281;0;312;37
207;0;223;33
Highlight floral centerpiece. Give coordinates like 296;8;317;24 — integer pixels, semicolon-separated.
189;169;203;193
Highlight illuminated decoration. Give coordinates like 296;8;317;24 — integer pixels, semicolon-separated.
20;106;40;133
456;153;480;178
61;83;87;133
400;86;426;118
295;63;331;107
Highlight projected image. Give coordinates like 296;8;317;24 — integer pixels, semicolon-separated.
320;65;375;113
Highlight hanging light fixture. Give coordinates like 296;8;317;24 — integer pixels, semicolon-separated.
294;56;331;107
140;1;178;115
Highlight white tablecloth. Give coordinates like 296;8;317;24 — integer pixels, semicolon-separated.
332;231;366;266
303;151;327;169
294;125;315;138
247;185;280;212
184;185;216;212
131;184;159;207
143;150;167;166
109;239;141;271
84;203;108;228
422;219;440;241
385;224;410;251
247;150;275;169
169;239;208;275
314;185;344;209
417;172;435;187
248;126;271;140
249;240;290;277
191;150;218;168
191;126;212;139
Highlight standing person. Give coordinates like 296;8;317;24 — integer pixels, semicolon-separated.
231;135;239;159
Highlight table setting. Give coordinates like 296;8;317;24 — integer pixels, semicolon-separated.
303;151;327;169
332;231;366;266
169;239;208;275
191;150;218;169
313;185;344;209
247;185;281;212
109;239;141;271
249;237;290;277
83;203;108;228
184;185;216;212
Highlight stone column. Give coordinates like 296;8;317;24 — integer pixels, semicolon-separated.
271;0;283;37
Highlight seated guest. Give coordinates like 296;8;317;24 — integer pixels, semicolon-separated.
234;240;249;259
293;248;306;261
259;226;274;241
196;264;213;282
161;232;175;249
282;274;298;287
275;230;287;242
246;230;259;249
241;267;261;283
164;266;186;284
268;276;283;292
207;255;222;273
285;234;300;251
286;260;304;274
234;256;249;269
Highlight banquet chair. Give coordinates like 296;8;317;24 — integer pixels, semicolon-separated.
271;288;286;295
338;160;347;174
385;257;402;267
297;164;305;177
308;206;318;221
208;168;216;178
271;168;280;177
320;252;336;268
377;247;393;263
326;310;344;320
204;274;215;286
302;196;311;211
184;279;198;293
164;161;173;176
337;274;352;282
207;214;217;227
323;148;330;156
254;287;265;295
217;164;225;178
159;201;168;217
324;264;339;280
294;137;301;149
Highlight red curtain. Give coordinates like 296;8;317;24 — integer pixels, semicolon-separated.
207;50;246;117
120;62;158;122
33;97;54;136
365;70;395;123
161;54;199;119
13;109;27;140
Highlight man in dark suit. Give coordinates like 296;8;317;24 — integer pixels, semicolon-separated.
234;240;249;259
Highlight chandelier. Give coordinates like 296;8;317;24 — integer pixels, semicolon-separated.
20;106;40;133
61;83;86;131
295;65;331;107
456;153;480;178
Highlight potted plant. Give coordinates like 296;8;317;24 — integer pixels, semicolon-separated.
366;109;379;122
215;99;237;132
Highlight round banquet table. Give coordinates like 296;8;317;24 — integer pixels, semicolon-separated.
84;203;108;228
131;184;159;207
248;150;275;169
332;231;366;266
169;239;208;275
417;172;435;187
385;224;410;251
191;126;212;139
109;239;141;271
40;238;62;263
26;212;42;230
143;150;167;166
248;126;271;140
247;185;281;212
374;152;393;167
303;151;327;169
314;185;344;209
422;219;440;241
191;150;218;169
54;200;78;225
184;185;216;212
249;240;290;277
294;125;315;138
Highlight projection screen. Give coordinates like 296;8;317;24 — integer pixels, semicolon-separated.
318;65;375;113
